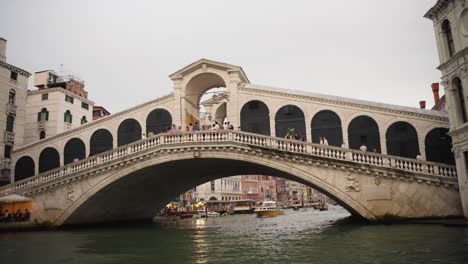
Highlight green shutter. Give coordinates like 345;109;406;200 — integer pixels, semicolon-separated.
37;112;41;121
46;111;49;121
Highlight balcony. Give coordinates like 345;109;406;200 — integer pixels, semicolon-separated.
4;131;14;144
6;103;17;115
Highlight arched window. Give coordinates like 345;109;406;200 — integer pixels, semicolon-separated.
454;78;467;123
386;121;419;159
64;138;86;165
81;116;87;125
14;156;35;182
442;20;455;58
8;89;15;104
425;128;454;165
64;110;72;124
275;105;306;140
348;116;381;152
118;119;142;146
240;100;271;135
311;110;343;146
90;129;113;156
38;108;49;121
6;115;14;132
39;131;46;140
146;109;172;135
39;147;60;173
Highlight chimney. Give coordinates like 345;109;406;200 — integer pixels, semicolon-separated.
0;38;6;62
419;100;426;109
432;83;440;105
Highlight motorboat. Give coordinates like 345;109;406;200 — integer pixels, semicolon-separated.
196;209;221;217
254;201;284;217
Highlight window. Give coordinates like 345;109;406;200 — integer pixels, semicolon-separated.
4;145;12;159
6;115;14;132
42;93;48;100
81;116;87;125
64;110;72;124
39;131;46;140
65;95;74;104
38;108;49;121
81;102;89;110
8;89;15;104
10;71;18;80
211;181;215;191
442;20;456;58
454;78;467;123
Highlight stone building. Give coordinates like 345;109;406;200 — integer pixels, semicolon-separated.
92;106;111;121
425;0;468;218
0;38;30;186
195;176;242;201
24;70;94;144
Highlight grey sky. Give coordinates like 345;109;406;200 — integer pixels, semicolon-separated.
1;0;441;113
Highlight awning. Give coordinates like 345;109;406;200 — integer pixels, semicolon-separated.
0;194;33;203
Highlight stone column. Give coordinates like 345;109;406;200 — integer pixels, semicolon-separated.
226;71;241;129
171;77;183;128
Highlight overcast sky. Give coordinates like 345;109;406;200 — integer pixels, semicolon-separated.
1;0;441;113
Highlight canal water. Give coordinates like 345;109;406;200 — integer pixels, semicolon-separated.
1;206;468;264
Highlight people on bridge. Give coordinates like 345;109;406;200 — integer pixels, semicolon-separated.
341;142;347;148
194;122;200;131
323;137;329;146
359;144;367;152
416;153;424;161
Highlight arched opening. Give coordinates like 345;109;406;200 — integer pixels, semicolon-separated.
275;105;306;140
14;156;35;181
38;108;49;121
386;121;419;159
348;116;381;152
442;20;455;58
240;100;270;135
118;119;142;146
453;78;467;123
64;110;72;124
39;131;46;140
90;129;113;156
64;158;360;225
185;73;226;127
39;147;60;173
8;89;15;104
311;110;342;146
64;138;86;165
146;109;172;135
425;128;455;165
6;115;14;132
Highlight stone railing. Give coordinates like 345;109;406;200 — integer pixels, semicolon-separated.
0;130;458;196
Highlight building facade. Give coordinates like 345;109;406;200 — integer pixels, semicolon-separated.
195;176;242;201
425;0;468;218
23;71;94;144
0;38;30;185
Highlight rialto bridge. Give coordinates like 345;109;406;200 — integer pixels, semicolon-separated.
0;59;463;225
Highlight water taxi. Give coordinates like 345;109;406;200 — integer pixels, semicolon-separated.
254;201;284;217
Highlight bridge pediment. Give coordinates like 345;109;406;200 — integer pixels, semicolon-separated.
169;58;250;83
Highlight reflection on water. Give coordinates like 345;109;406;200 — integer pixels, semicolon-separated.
1;206;468;264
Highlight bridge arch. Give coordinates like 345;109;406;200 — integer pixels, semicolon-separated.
146;108;172;135
386;121;419;159
311;110;343;146
275;104;306;139
64;138;86;165
14;156;35;182
89;129;113;156
39;147;60;173
425;127;454;164
240;100;270;135
348;115;381;152
56;150;376;225
118;118;142;146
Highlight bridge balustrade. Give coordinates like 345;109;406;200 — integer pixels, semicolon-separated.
0;130;458;196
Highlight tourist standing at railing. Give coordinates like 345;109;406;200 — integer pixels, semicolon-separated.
194;122;200;131
341;142;347;148
360;144;367;152
323;137;329;146
319;137;324;145
188;123;194;132
223;122;229;130
142;133;146;139
416;153;423;161
298;131;305;141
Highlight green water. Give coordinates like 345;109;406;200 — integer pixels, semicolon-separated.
1;206;467;264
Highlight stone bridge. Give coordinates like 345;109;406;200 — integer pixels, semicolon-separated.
0;58;463;225
0;130;462;225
